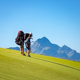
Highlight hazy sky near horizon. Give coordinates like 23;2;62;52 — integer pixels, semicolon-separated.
0;0;80;53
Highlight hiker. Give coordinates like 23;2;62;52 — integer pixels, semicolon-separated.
24;33;33;57
15;30;26;56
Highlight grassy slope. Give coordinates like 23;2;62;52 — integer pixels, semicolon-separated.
0;48;80;80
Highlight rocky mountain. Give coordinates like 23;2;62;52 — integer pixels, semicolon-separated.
31;37;80;61
31;37;60;57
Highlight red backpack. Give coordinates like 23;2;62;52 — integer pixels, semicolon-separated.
15;30;24;45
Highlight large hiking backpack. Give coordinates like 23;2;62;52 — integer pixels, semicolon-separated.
24;33;32;40
15;30;24;45
17;30;24;37
24;33;29;40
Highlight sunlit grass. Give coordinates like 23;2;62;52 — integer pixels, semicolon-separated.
0;48;80;80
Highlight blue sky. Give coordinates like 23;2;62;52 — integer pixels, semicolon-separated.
0;0;80;53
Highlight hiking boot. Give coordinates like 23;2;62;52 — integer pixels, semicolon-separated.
21;53;26;56
23;54;26;56
27;55;31;57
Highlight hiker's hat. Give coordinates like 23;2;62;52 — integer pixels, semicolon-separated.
29;32;32;37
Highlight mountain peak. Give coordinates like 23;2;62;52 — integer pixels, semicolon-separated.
58;45;72;54
37;37;51;44
42;36;48;39
62;45;72;50
62;45;68;48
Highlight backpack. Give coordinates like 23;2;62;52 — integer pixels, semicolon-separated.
15;30;24;45
15;37;22;45
18;31;24;37
24;33;29;40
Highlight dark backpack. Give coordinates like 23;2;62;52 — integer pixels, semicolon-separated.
24;33;29;40
15;31;24;45
18;31;24;37
15;37;22;45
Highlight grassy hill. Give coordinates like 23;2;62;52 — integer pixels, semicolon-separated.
0;48;80;80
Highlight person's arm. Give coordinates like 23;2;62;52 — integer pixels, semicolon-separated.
25;38;30;43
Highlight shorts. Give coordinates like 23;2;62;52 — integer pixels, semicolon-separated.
20;42;24;48
25;43;30;50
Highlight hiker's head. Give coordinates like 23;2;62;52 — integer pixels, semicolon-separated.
29;32;32;37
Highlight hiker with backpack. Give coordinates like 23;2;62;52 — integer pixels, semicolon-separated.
24;33;33;57
15;30;26;56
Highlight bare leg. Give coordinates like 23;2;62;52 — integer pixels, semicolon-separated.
27;49;30;55
27;49;31;57
22;47;24;54
20;47;23;54
20;47;26;56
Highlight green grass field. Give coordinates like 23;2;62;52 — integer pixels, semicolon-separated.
0;48;80;80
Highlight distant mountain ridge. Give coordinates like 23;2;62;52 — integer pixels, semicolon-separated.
9;47;26;51
31;37;80;61
9;47;20;51
9;37;80;61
